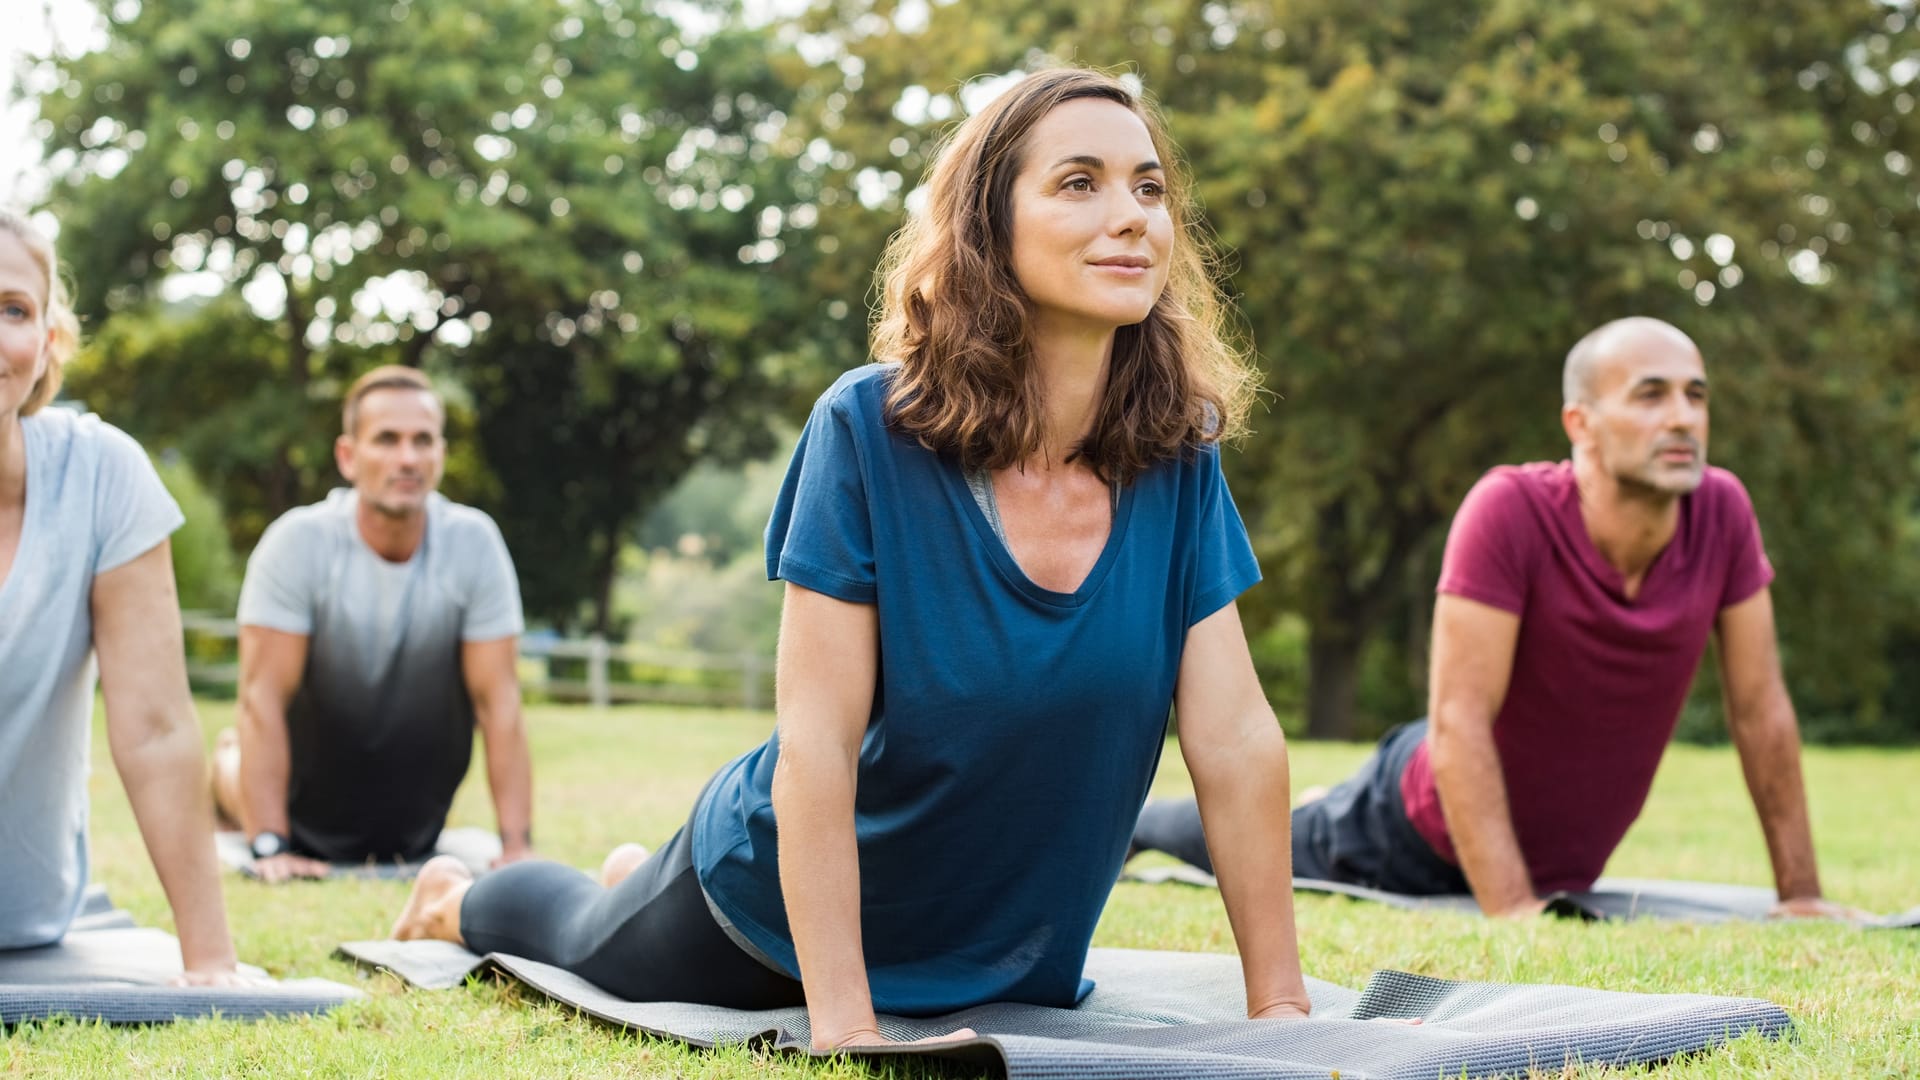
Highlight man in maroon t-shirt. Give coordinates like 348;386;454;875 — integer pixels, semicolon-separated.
1134;317;1853;919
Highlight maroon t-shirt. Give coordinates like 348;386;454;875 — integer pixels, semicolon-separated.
1399;461;1774;893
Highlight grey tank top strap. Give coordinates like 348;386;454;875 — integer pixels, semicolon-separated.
965;467;1120;548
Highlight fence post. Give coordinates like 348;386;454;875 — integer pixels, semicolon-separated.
588;634;611;709
740;651;762;711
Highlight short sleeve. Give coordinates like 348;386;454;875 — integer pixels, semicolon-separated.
763;384;876;604
1436;470;1533;615
237;515;317;635
460;512;525;641
91;421;185;576
1716;474;1775;610
1186;445;1263;627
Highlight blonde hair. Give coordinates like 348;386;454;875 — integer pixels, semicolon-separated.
0;209;79;416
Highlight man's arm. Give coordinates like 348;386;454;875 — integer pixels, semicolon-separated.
1716;587;1847;916
235;624;329;882
92;542;247;984
1426;594;1541;916
461;636;534;865
1175;601;1311;1020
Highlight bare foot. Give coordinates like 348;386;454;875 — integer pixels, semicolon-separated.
599;843;651;888
391;856;476;943
1294;785;1331;808
210;729;244;831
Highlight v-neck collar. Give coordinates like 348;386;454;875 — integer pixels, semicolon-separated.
0;416;42;613
1553;464;1692;605
945;456;1134;609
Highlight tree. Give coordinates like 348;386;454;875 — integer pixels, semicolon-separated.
779;0;1919;736
25;0;822;629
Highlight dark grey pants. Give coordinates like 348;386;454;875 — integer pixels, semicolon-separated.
1132;720;1468;895
459;815;805;1009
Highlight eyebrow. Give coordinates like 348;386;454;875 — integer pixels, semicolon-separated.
1630;376;1709;390
1052;154;1163;174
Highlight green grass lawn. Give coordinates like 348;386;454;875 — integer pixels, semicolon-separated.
8;702;1919;1077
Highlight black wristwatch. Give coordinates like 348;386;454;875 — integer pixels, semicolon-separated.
249;831;291;859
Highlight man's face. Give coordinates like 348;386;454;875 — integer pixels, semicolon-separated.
336;387;445;517
1573;337;1710;497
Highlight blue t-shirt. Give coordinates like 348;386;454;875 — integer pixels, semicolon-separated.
691;364;1260;1016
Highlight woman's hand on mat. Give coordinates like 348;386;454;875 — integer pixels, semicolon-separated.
172;966;268;988
1770;896;1872;923
818;1026;978;1051
1250;1001;1312;1021
253;853;331;883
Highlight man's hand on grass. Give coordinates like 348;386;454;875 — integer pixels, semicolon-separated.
1770;896;1874;923
251;853;330;883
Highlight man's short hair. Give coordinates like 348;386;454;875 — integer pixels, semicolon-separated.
342;365;438;436
1562;317;1697;406
1563;325;1610;407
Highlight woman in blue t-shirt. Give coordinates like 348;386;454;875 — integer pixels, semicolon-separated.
0;209;246;982
392;67;1311;1047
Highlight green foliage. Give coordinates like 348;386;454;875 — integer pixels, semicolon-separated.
153;453;242;613
29;0;824;628
783;0;1920;738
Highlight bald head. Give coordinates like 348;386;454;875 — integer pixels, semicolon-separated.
1563;317;1701;406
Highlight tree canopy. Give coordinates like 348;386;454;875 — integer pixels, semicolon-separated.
781;0;1919;736
32;0;823;630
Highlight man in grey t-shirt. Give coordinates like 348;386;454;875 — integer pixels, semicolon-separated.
213;366;535;882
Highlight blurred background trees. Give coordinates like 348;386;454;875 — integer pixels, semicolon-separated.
12;0;1919;737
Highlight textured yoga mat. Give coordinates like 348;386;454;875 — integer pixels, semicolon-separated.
1122;867;1920;928
338;938;1792;1078
215;826;502;880
0;888;363;1026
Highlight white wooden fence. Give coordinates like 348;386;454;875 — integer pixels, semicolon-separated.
179;613;772;710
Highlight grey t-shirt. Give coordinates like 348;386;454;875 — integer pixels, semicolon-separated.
237;488;522;859
0;410;183;947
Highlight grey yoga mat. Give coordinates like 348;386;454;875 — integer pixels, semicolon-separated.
1123;866;1920;928
337;939;1792;1079
215;826;502;880
0;888;364;1026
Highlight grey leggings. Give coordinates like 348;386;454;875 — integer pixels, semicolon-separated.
459;819;805;1009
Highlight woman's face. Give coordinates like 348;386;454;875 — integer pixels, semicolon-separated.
1007;98;1174;336
0;232;52;419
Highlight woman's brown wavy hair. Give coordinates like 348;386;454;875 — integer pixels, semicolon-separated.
874;67;1258;485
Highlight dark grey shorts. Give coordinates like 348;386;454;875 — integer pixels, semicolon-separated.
1133;720;1467;895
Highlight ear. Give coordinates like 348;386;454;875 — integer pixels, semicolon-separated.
334;433;356;482
1561;400;1589;450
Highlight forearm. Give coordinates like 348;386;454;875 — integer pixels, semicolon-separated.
1188;723;1309;1017
479;701;534;851
110;707;237;971
1729;701;1821;900
1428;714;1536;913
234;689;293;836
772;736;874;1048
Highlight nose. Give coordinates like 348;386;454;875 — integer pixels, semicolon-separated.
1106;183;1149;236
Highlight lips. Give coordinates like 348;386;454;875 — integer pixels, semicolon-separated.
1091;255;1151;268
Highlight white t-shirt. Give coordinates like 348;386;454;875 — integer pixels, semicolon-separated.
0;409;183;947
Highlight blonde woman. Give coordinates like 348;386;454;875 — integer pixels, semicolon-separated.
0;208;244;983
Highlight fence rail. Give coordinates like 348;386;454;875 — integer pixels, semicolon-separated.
179;613;772;710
